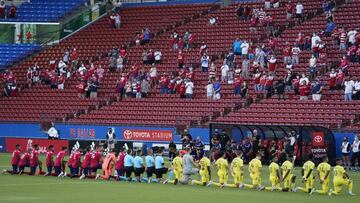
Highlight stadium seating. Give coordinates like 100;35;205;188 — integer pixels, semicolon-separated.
0;0;359;131
0;0;86;22
0;44;41;69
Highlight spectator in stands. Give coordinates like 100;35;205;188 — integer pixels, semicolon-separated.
347;28;357;46
311;78;323;101
299;80;309;100
353;78;360;100
336;69;345;90
114;13;121;29
241;81;248;98
89;77;99;99
201;53;210;72
149;65;157;88
291;43;301;64
142;28;151;44
347;43;357;63
185;79;194;99
209;16;218;26
57;74;65;90
265;74;274;98
140;79;149;98
268;55;277;73
340;56;349;75
329;68;337;91
26;67;33;88
8;3;16;18
241;40;249;59
235;5;244;20
213;78;221;100
285;0;294;21
295;1;304;24
274;79;285;100
76;80;86;98
109;56;117;73
154;49;162;64
324;19;336;37
124;81;132;98
344;78;355;101
70;48;78;70
199;41;208;57
311;33;321;50
308;55;317;80
205;80;214;99
338;27;347;51
178;50;185;69
160;73;169;94
0;1;5;19
220;60;229;82
233;38;242;55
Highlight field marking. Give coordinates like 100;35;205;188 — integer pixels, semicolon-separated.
0;181;108;187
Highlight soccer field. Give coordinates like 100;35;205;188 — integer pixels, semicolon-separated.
0;153;359;203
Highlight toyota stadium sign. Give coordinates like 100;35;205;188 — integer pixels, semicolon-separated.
122;129;173;142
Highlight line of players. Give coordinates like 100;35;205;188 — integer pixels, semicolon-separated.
3;143;355;196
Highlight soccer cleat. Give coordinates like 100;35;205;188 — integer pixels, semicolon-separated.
238;184;244;189
163;179;169;184
191;180;196;185
2;169;6;174
258;186;265;191
57;172;64;178
18;170;23;175
148;178;151;183
328;189;333;196
271;186;278;191
44;172;49;176
95;174;101;180
309;188;315;195
62;172;68;178
293;187;300;192
220;184;225;189
207;181;213;187
79;174;86;180
348;192;356;196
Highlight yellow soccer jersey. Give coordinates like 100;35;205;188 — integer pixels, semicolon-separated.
215;158;228;173
302;160;315;179
249;158;262;175
269;162;280;178
231;157;244;174
281;160;293;173
199;157;211;172
317;162;331;180
333;165;345;179
172;156;183;171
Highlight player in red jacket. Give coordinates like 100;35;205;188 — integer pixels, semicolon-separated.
2;144;21;174
80;146;92;179
29;144;41;175
18;148;32;175
45;145;55;176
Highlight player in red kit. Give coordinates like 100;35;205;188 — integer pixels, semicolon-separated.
18;148;32;175
29;144;41;175
68;148;76;176
3;144;21;174
44;145;55;176
80;146;92;179
71;149;82;178
115;147;126;178
91;146;104;175
54;146;68;177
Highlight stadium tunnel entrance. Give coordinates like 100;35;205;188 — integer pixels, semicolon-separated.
209;123;336;165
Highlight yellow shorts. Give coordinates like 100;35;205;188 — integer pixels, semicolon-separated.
199;170;210;183
250;173;261;186
269;176;280;187
283;174;294;189
174;170;182;180
218;171;228;184
333;178;351;193
304;177;313;190
232;172;243;185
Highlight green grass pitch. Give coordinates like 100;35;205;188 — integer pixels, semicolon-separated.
0;153;359;203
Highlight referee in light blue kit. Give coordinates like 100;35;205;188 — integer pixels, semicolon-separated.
124;149;134;182
154;149;168;182
145;149;156;183
133;150;145;182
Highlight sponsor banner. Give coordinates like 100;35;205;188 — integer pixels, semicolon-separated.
5;138;68;154
122;129;173;142
68;140;133;154
312;131;325;147
0;137;5;152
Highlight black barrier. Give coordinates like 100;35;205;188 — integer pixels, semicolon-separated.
68;140;133;154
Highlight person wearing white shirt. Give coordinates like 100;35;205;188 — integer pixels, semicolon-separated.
341;137;351;170
311;33;320;48
47;124;59;140
344;79;355;101
240;41;249;58
299;73;309;85
185;80;194;98
114;14;121;28
351;134;360;171
78;64;87;75
295;1;304;24
347;29;358;45
201;54;209;72
154;49;162;64
206;81;214;99
221;61;229;82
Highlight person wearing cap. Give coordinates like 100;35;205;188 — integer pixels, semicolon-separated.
106;128;116;150
341;137;351;170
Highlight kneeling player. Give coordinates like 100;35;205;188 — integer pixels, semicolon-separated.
96;149;116;180
45;145;55;176
80;147;92;179
3;144;21;174
164;150;183;185
29;144;41;175
244;153;264;190
192;153;211;186
134;150;145;182
208;151;228;188
281;155;296;192
18;148;32;175
226;149;244;188
265;156;282;191
124;149;134;181
295;154;314;193
329;158;355;196
311;156;331;195
54;146;68;177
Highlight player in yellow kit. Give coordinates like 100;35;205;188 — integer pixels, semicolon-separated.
225;149;244;188
329;158;355;196
208;151;228;188
311;156;331;195
265;156;282;191
165;151;183;185
244;153;265;190
281;155;296;192
295;154;315;193
191;154;211;186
